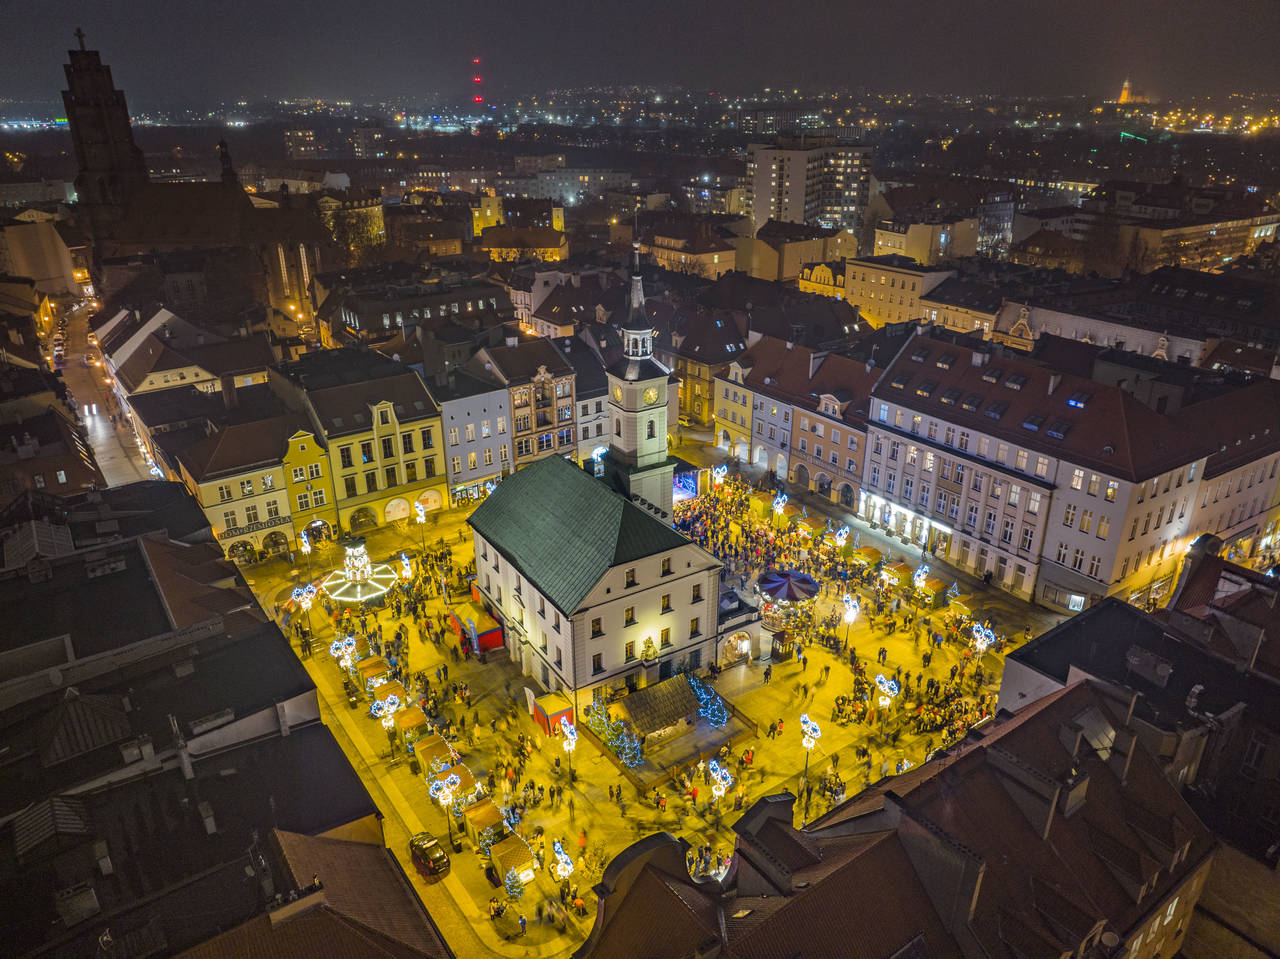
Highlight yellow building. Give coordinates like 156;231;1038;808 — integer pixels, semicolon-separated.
177;415;333;562
271;349;448;538
471;195;504;237
316;191;386;265
797;261;846;299
479;225;568;262
712;362;753;460
843;254;953;328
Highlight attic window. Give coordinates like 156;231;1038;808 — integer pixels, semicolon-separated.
982;367;1004;384
353;412;366;424
909;348;929;363
940;388;962;406
715;319;723;328
935;353;956;370
985;401;1009;420
414;400;426;410
1067;391;1092;409
890;374;911;390
1022;413;1046;432
961;393;982;412
1047;421;1072;440
332;417;344;428
732;909;754;919
1005;374;1028;391
915;380;937;398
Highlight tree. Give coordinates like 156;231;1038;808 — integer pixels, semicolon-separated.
504;868;525;900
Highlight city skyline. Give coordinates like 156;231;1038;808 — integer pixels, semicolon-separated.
4;0;1280;107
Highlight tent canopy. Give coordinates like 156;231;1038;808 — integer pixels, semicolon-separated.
758;568;819;602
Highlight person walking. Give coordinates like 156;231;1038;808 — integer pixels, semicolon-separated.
518;914;527;936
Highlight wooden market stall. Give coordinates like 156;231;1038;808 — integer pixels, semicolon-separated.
463;797;508;853
880;560;914;588
916;576;950;608
454;590;504;652
851;545;883;570
371;679;408;713
414;733;459;776
352;656;391;693
490;834;539;887
531;691;575;737
395;705;431;753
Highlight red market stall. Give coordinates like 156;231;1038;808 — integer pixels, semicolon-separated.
453;590;504;652
531;691;575;737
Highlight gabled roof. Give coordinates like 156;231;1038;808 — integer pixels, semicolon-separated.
178;415;309;481
468;454;692;614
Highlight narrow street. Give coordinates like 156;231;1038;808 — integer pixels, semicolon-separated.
57;302;151;487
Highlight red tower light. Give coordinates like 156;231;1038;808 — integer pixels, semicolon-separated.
473;75;482;84
474;95;484;103
472;57;480;64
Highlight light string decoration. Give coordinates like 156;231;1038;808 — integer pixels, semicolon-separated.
552;840;574;880
800;713;822;751
688;673;728;728
709;759;733;799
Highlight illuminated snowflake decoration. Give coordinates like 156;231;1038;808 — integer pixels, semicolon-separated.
709;759;733;798
878;694;893;709
561;719;578;753
552;840;574;880
291;582;317;611
772;492;788;514
842;593;860;623
329;634;356;660
875;673;900;698
370;694;401;718
429;772;461;805
913;564;931;589
414;501;426;524
712;464;728;484
971;622;997;652
834;524;850;548
800;713;822;751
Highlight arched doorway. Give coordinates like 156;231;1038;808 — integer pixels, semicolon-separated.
227;540;254;564
754;445;767;466
719;429;731;449
384;497;411;522
774;453;787;477
793;463;810;490
306;519;331;541
263;531;290;555
349;506;378;532
816;473;832;497
839;483;855;508
417;489;443;511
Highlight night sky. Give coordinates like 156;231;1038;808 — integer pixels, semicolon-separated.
4;0;1279;106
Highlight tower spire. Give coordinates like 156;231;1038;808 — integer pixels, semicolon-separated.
74;27;85;51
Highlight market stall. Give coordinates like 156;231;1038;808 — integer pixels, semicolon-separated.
851;545;884;570
758;568;819;633
414;733;459;776
452;593;504;652
427;762;485;811
880;560;914;588
490;834;539;888
370;679;408;718
531;691;575;737
395;705;432;753
915;576;950;609
463;798;508;855
352;655;391;693
948;593;976;620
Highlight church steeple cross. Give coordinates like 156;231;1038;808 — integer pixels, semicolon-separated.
74;27;86;51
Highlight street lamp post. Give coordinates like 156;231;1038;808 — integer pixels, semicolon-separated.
414;501;427;560
799;713;821;825
429;772;461;847
842;593;858;649
561;718;577;783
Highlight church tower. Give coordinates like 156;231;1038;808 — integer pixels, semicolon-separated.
605;243;675;521
61;29;149;235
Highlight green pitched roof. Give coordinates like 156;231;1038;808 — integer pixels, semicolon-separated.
467;454;692;614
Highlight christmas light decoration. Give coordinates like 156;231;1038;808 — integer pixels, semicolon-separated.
401;552;413;580
428;772;461;806
552;840;574;880
800;713;822;751
329;634;356;659
913;564;931;589
688;674;728;728
842;593;859;623
709;759;733;799
477;825;498;856
834;524;850;548
946;581;960;598
712;464;728;484
561;719;577;754
875;673;900;698
371;694;401;717
415;501;426;525
504;868;525;899
321;538;399;604
292;582;317;611
971;622;996;651
299;529;311;554
878;694;893;709
585;707;644;767
772;492;788;514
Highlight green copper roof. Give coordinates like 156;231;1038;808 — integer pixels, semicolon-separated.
467;454;692;615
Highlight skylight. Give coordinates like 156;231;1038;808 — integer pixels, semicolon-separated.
985;401;1008;420
1066;391;1092;409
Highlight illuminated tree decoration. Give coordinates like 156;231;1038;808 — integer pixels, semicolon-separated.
712;464;728;484
561;719;578;754
913;564;931;589
505;867;525;899
772;492;788;514
800;713;822;751
874;673;901;698
688;674;728;728
834;524;850;548
708;759;733;798
552;840;574;880
584;707;644;767
477;825;498;856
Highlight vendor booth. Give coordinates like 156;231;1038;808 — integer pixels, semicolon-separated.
414;733;459;776
395;705;431;753
948;593;975;620
489;834;539;888
353;656;391;693
463;798;508;854
531;691;575;737
454;590;504;652
370;679;407;717
769;629;796;663
880;560;914;588
428;762;485;810
915;576;950;608
851;545;883;570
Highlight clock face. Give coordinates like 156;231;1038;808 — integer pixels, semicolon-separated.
613;385;623;403
643;387;659;405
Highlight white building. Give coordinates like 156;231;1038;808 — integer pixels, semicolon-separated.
747;139;872;234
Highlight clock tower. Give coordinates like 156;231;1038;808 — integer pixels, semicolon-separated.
605;243;675;521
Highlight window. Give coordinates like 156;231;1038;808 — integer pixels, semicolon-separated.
1020;525;1034;551
591;617;603;637
978;437;990;458
308;462;322;479
344;475;358;497
266;499;280;518
1028;491;1041;515
692;583;703;602
360;441;374;464
1080;510;1094;534
1071;468;1085;491
222;509;237;528
313;488;326;506
958;431;970;451
661;558;672;576
291;467;306;483
451;456;462;474
661;627;671;648
365;470;378;494
624;606;635;625
1056;541;1069;564
449;428;460;446
592;653;604;674
465;423;476;443
1072;548;1085;571
381;436;395;459
406;460;418;482
1063;503;1077;527
296;492;310;510
421;427;435;449
1009;484;1021;507
624;641;636;662
1001;518;1015;544
262;474;274;490
1035;457;1049;478
625;567;636;587
1097;516;1110;539
984;510;996;535
240;479;254;496
217;484;232;502
1014;449;1028;472
661;593;671;612
466;452;477;470
378;408;390;426
1087;554;1101;578
689;617;701;638
384;465;397;487
967;504;979;527
339;446;353;468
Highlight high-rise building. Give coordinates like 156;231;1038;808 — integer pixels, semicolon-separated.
284;128;318;160
746;137;872;235
60;29;148;236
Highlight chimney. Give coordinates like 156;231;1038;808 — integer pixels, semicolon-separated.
1047;373;1062;395
198;800;217;835
220;374;238;410
505;334;518;347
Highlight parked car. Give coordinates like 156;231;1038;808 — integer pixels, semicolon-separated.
409;832;450;878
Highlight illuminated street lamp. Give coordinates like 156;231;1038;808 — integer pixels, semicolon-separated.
842;593;859;648
799;713;821;824
414;500;427;558
429;772;461;845
561;718;577;781
552;840;574;881
292;582;317;644
299;528;313;581
709;759;733;802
